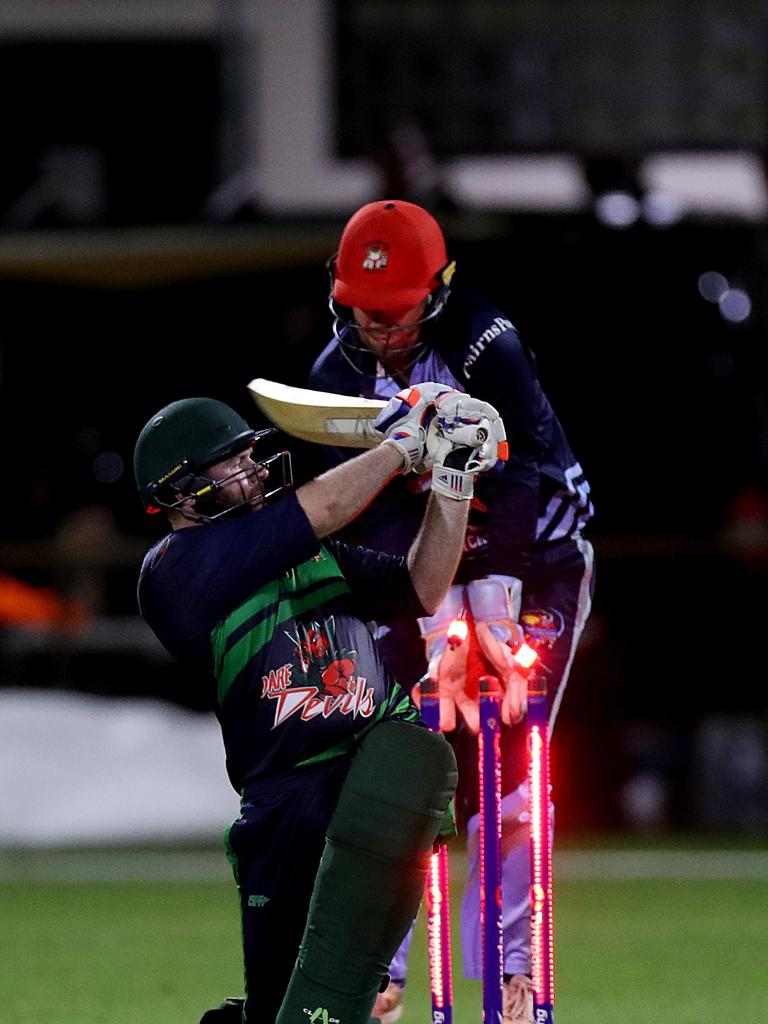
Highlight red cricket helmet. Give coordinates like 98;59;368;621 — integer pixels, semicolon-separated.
332;200;453;311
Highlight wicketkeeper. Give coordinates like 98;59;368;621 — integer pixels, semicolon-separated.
309;200;596;1024
133;381;505;1024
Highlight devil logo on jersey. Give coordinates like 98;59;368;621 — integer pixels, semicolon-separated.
261;616;376;728
286;617;358;697
299;624;330;665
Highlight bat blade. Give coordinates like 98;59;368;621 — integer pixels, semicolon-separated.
247;378;386;448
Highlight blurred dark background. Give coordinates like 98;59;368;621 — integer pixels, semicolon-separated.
1;0;768;839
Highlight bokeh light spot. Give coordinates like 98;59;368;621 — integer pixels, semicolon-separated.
594;191;640;228
718;288;751;324
698;271;728;302
93;451;124;484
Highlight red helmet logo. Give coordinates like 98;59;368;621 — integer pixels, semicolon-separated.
363;242;389;271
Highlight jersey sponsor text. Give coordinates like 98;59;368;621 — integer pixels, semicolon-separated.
463;316;515;377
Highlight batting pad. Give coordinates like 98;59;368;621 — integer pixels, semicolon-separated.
275;721;457;1024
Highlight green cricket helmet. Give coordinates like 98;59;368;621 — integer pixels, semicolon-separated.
134;397;292;520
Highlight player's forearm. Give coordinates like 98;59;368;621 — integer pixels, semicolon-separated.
297;444;403;538
407;491;470;615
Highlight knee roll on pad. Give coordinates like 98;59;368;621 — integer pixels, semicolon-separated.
327;720;458;861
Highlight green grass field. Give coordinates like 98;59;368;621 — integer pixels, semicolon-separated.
2;844;767;1023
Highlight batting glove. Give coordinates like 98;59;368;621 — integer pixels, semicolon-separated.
427;394;508;500
374;382;457;472
467;576;527;724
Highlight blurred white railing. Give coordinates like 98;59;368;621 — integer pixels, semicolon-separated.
0;690;239;846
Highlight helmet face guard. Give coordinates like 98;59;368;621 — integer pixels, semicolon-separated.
144;445;293;522
327;256;455;376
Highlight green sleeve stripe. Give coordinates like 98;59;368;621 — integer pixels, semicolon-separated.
216;578;350;703
211;580;281;678
383;683;419;720
393;695;419;719
217;580;282;638
210;547;347;679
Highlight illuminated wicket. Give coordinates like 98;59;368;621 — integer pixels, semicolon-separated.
527;668;555;1024
420;672;454;1024
478;674;504;1024
421;622;555;1023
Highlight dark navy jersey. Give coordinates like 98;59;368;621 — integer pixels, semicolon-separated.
310;287;593;581
138;492;424;790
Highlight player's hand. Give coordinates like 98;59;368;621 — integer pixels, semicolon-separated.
417;581;479;733
374;382;457;472
430;393;508;473
412;638;482;734
417;585;480;733
432;636;481;733
426;395;508;500
473;622;528;724
467;577;527;724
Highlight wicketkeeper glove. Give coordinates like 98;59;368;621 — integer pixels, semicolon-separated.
466;576;528;724
416;584;480;733
426;393;508;500
373;382;457;472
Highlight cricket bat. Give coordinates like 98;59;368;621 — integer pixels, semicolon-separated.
247;378;386;448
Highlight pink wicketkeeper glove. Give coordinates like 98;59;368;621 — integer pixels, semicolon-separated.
466;576;528;724
416;584;480;733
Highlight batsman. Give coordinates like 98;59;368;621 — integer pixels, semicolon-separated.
309;200;596;1024
133;381;506;1024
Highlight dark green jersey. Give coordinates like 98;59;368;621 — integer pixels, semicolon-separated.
138;492;425;789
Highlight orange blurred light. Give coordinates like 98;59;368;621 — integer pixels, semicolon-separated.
514;642;538;669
